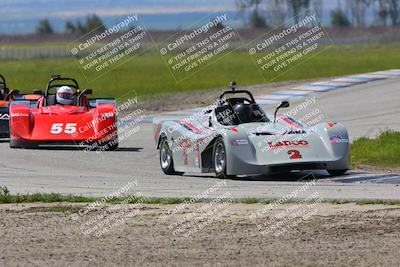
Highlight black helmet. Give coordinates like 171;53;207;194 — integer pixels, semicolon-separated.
232;103;254;123
232;103;268;124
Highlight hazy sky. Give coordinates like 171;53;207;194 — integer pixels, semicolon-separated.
0;0;341;19
0;0;235;18
0;0;340;34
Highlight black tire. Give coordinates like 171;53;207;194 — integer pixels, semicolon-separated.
105;138;119;151
159;137;182;175
96;133;118;151
22;142;38;149
10;139;37;149
9;139;21;149
327;169;348;176
213;137;231;179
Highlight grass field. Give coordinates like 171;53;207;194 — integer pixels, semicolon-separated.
351;131;400;168
1;43;399;99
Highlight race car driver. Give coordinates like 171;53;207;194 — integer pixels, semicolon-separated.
56;86;74;105
232;102;269;124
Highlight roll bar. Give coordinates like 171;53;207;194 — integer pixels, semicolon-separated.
44;75;80;106
219;81;256;103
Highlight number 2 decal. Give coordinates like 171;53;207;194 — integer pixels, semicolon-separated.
288;149;302;159
50;123;77;135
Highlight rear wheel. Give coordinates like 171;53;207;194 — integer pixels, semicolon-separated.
159;137;182;175
213;137;231;179
327;169;348;176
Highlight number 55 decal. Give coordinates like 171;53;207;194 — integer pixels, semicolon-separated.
288;149;302;159
51;123;77;134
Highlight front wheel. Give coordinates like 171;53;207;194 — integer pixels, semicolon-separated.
159;138;182;175
10;139;37;149
213;137;231;179
105;138;119;151
9;139;22;149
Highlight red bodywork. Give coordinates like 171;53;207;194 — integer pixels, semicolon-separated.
9;95;117;145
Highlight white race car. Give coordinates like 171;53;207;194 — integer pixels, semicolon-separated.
153;82;350;178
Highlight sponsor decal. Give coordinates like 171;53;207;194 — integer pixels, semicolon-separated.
286;130;306;134
231;139;249;146
330;134;349;144
179;139;191;149
0;113;10;120
10;113;28;118
268;140;309;149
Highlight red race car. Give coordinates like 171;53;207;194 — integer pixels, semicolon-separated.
1;74;41;138
9;75;118;150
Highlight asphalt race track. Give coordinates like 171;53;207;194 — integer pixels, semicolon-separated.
0;77;399;201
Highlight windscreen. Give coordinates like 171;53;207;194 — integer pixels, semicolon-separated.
232;103;270;124
217;103;270;125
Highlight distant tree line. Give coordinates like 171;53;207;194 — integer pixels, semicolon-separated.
36;19;54;34
35;1;400;35
237;0;400;28
35;14;106;35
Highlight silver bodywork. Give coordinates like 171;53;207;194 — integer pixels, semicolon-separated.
153;103;350;176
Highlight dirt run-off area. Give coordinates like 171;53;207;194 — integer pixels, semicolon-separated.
0;202;399;267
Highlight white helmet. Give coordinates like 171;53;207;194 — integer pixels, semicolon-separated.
56;86;74;105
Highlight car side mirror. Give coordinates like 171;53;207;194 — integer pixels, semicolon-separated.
84;89;92;95
274;101;290;123
280;101;289;108
5;89;20;101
